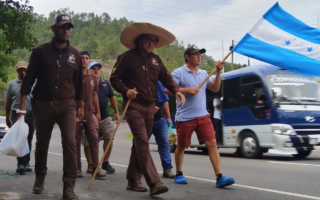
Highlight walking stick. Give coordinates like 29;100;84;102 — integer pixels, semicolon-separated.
87;88;136;189
197;51;233;89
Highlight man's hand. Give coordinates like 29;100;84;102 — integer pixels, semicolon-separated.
114;113;120;124
126;89;138;100
154;106;159;114
6;118;12;128
167;118;172;126
175;92;186;106
215;61;224;73
96;112;101;121
77;107;84;121
188;87;199;96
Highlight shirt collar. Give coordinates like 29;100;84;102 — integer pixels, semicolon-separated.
15;77;22;83
184;65;199;74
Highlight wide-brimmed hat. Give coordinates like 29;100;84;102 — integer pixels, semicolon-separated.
120;23;176;49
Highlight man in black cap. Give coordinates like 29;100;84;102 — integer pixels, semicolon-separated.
18;14;83;200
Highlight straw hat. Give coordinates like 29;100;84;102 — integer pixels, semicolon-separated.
120;23;176;49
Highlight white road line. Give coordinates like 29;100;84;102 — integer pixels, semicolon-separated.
46;151;320;200
268;161;320;167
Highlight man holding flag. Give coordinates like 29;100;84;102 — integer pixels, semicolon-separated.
168;45;235;188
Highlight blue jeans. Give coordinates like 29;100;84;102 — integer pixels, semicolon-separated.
151;117;173;170
12;110;34;166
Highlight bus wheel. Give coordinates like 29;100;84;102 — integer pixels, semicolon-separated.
170;144;177;153
240;132;262;159
292;150;312;159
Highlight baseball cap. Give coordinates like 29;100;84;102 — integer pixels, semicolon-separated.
184;45;206;57
80;51;90;58
16;61;28;70
53;14;74;28
88;61;102;70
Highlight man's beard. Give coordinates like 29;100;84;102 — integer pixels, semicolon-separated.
19;74;25;80
55;37;67;44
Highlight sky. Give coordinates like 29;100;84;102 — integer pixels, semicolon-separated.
29;0;320;66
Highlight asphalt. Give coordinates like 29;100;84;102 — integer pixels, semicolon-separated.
0;122;319;200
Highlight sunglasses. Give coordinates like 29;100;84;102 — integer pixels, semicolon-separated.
143;37;158;45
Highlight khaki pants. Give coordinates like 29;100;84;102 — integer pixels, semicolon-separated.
33;99;77;189
125;101;160;187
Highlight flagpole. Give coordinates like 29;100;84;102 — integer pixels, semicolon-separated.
198;51;233;89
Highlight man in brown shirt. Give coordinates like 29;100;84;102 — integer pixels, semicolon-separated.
110;23;185;196
75;51;106;179
18;14;83;200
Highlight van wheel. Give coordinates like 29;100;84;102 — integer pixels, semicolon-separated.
240;132;262;159
170;144;177;153
292;150;312;159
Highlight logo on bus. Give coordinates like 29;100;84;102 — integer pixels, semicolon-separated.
305;116;316;122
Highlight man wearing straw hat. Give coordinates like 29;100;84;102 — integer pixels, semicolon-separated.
168;45;235;188
110;23;185;196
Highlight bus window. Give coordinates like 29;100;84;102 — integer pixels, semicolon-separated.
240;75;270;119
222;77;240;109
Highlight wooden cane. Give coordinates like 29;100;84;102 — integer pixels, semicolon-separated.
87;88;136;189
197;51;233;89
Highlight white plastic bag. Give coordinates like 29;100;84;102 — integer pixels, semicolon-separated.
0;116;29;157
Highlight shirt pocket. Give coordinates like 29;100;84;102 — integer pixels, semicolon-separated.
64;62;78;80
149;65;161;80
128;65;145;79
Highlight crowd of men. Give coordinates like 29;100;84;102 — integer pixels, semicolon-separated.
5;14;235;200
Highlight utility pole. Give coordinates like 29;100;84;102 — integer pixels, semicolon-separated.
318;15;319;30
248;57;250;66
231;40;234;71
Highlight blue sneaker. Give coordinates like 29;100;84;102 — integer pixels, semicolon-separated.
216;176;235;188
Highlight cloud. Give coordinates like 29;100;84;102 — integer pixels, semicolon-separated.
30;0;320;66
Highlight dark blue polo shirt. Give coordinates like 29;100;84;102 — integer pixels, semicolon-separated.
97;78;114;120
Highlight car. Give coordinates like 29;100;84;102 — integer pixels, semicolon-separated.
0;116;9;143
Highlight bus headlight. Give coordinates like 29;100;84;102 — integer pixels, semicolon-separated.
272;124;296;135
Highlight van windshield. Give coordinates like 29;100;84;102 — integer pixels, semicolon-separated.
265;74;320;104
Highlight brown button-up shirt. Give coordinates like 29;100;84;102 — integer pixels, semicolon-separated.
110;49;179;104
21;38;83;101
83;73;98;116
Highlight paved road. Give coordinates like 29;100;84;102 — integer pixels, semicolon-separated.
0;122;319;200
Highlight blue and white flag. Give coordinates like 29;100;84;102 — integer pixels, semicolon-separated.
233;2;320;77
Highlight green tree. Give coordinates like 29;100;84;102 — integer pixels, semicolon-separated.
0;0;37;82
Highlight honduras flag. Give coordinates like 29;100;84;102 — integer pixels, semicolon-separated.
233;2;320;77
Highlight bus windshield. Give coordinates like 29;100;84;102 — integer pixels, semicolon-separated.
265;74;320;103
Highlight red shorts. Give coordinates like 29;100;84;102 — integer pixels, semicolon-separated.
176;115;215;148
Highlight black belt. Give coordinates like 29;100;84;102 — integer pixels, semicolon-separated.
36;99;71;107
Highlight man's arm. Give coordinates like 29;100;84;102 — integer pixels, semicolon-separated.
5;99;12;127
92;91;100;121
110;54;130;96
110;96;120;124
164;101;172;124
206;61;224;93
165;88;198;96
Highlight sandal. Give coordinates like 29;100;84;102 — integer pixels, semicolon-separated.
216;176;235;188
175;175;188;184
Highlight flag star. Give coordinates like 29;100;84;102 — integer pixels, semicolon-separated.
284;40;291;46
307;47;313;53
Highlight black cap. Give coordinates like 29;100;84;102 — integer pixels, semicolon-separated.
184;45;206;57
53;14;74;28
80;51;90;58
